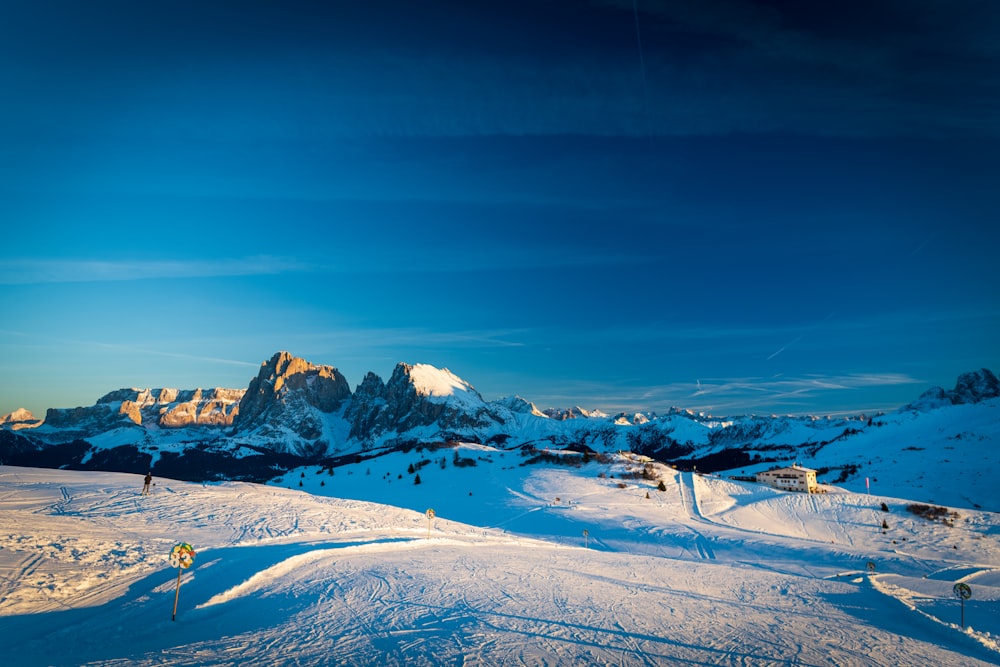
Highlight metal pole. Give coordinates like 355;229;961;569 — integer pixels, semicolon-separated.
172;568;182;621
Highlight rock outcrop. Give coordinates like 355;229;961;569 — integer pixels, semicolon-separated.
0;408;42;430
907;368;1000;411
232;351;351;456
952;368;1000;403
493;395;547;417
158;388;245;427
344;363;501;443
345;372;389;446
35;387;243;441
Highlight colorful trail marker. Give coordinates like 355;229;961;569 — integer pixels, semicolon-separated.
169;542;196;621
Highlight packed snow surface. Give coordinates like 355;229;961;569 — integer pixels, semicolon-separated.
2;450;999;666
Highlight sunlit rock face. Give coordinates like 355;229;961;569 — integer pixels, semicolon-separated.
0;408;40;430
34;387;243;441
158;388;245;427
233;351;352;456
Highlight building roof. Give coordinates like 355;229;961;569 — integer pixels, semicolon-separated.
760;464;816;474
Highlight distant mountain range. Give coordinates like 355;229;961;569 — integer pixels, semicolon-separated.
2;352;998;509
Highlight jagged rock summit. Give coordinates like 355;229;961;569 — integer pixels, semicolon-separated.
953;368;1000;403
233;351;351;456
906;368;1000;411
347;362;496;447
229;354;501;454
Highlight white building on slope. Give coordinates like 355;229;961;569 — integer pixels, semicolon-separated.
756;464;818;493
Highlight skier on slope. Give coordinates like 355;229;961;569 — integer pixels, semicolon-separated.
141;471;153;495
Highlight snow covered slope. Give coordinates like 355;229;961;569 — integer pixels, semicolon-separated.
718;397;1000;511
2;457;998;666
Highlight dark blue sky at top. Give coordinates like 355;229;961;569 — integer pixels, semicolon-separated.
1;0;998;417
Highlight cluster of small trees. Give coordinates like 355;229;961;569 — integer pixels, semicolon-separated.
452;449;477;468
906;503;960;526
617;462;659;481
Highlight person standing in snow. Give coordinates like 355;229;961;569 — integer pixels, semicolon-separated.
142;472;153;495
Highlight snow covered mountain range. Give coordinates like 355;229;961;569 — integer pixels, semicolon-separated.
2;351;998;510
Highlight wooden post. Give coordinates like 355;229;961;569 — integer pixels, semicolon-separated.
172;568;182;621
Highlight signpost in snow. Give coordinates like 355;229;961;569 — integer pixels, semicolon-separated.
426;508;435;538
168;542;196;621
953;583;972;629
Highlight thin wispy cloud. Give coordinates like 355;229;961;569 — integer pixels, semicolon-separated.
535;372;924;416
681;373;921;414
0;330;260;370
554;306;1000;348
295;327;529;352
0;256;312;285
131;349;261;369
2;244;650;285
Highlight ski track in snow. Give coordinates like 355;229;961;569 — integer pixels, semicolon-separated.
1;456;999;666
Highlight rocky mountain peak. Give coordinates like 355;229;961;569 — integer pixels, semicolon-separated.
232;351;352;455
543;406;603;420
494;395;546;417
344;362;495;443
1;408;34;423
354;371;386;400
952;368;1000;403
906;368;1000;411
0;408;40;430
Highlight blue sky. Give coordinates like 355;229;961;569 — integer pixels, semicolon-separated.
2;0;998;418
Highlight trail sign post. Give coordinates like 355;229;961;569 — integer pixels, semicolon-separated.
953;583;972;629
426;508;435;538
168;542;196;621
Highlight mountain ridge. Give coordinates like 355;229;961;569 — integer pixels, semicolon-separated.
2;352;996;511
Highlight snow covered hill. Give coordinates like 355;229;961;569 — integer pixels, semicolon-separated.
2;458;998;666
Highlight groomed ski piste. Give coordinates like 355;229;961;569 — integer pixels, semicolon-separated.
2;446;998;666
